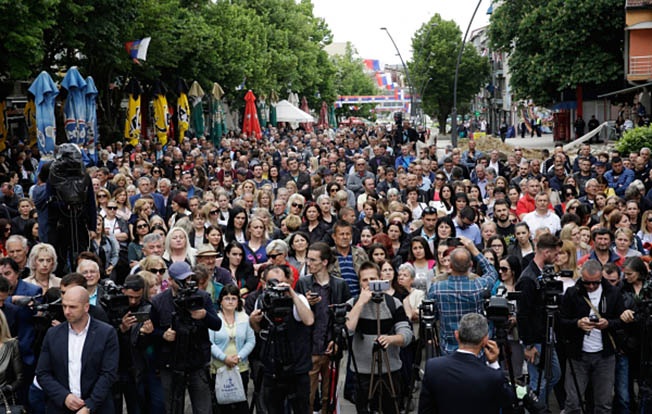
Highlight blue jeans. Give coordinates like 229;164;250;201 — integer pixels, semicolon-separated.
527;343;561;407
614;354;630;414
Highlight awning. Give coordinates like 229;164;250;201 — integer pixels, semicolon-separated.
626;21;652;30
597;81;652;98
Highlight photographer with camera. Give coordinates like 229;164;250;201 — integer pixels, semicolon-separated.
295;242;352;414
150;261;221;414
559;259;624;413
427;236;498;355
249;264;314;414
515;233;563;407
114;274;153;414
345;261;412;414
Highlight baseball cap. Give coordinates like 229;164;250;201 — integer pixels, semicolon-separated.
168;262;194;281
594;161;606;168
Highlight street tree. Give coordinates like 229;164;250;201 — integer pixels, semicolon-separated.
410;14;490;134
488;0;624;104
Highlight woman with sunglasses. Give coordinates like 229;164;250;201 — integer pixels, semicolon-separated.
95;188;111;216
286;194;305;217
151;166;164;184
128;218;151;266
221;241;257;298
139;255;169;292
171;164;183;184
202;202;220;229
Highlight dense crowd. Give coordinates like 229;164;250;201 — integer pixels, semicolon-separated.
0;120;651;414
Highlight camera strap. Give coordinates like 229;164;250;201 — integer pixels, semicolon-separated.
582;297;616;350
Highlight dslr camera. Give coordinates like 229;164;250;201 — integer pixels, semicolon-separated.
537;264;565;309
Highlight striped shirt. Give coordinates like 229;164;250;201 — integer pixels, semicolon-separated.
337;254;359;296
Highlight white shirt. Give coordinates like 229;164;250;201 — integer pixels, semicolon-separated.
457;349;500;370
583;286;603;353
68;316;91;397
523;209;561;236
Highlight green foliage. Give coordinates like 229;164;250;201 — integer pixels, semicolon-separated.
616;126;652;155
489;0;623;104
409;15;490;133
332;43;377;96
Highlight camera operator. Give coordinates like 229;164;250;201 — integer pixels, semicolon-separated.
114;274;153;414
559;259;624;413
515;233;563;405
427;236;498;354
149;261;221;414
345;261;412;414
249;264;314;414
295;242;352;414
418;313;515;414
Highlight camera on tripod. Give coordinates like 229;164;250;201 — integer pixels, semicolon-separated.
537;265;564;309
484;286;521;328
99;279;131;328
174;280;204;312
260;279;294;321
419;299;436;325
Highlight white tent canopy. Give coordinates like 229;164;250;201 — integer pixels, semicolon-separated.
274;100;315;123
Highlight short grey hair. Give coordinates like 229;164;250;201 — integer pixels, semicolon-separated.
457;313;489;346
6;235;28;250
398;263;416;279
266;239;288;255
581;259;603;278
137;176;152;186
157;178;171;190
142;233;163;246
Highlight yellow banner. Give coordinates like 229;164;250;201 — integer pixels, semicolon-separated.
24;100;37;148
177;92;190;143
154;94;169;146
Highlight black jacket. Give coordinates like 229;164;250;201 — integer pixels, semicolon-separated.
559;279;624;359
515;261;547;346
295;273;352;308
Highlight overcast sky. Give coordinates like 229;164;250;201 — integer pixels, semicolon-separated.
312;0;491;66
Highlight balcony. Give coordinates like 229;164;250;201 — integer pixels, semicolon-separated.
627;0;652;8
629;55;652;80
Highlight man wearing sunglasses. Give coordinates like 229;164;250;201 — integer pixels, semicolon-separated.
559;260;624;414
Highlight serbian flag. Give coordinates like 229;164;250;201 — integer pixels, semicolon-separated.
364;59;381;71
125;37;151;64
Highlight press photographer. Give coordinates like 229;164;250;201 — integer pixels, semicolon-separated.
114;274;153;414
249;265;314;414
345;261;412;414
560;260;624;413
515;233;563;407
295;242;352;414
150;262;221;414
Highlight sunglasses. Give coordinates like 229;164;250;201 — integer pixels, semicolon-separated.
107;206;118;210
137;224;149;229
499;266;509;272
292;203;304;209
435;177;445;181
149;268;166;275
269;253;283;259
647;218;652;222
174;167;181;171
97;194;107;198
581;280;601;286
153;170;161;173
210;210;219;215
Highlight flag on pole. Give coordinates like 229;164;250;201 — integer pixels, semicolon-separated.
152;81;169;146
125;37;151;63
176;79;190;143
124;78;143;146
24;99;37;149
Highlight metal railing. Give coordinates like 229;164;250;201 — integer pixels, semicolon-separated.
630;55;652;76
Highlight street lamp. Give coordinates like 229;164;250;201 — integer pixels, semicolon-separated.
380;27;415;120
418;77;432;123
451;0;483;147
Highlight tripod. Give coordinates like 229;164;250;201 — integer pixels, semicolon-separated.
326;319;347;414
367;296;400;414
404;313;440;412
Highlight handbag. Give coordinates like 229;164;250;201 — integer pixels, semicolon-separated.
0;389;25;414
214;366;246;405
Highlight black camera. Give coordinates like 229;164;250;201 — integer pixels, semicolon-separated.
33;299;65;324
419;299;437;324
260;279;294;321
329;303;348;327
99;279;130;328
537;265;564;309
174;280;204;312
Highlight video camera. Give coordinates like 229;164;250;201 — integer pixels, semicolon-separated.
32;298;65;324
260;279;294;321
99;279;130;328
484;285;521;328
174;280;204;312
536;265;565;310
419;299;436;326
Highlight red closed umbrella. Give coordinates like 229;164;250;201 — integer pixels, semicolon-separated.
318;101;329;129
300;96;313;132
242;90;262;139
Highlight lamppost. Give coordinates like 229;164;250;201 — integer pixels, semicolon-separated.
418;77;432;123
380;27;415;120
451;0;483;147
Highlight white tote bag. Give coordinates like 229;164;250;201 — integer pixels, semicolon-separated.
214;366;247;404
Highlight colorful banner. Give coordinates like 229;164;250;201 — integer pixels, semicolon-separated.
24;99;37;149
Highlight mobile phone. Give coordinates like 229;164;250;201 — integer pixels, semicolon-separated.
447;237;462;247
132;312;150;323
369;280;390;293
589;314;599;323
308;292;320;299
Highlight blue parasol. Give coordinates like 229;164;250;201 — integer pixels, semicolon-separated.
83;76;99;148
61;67;88;145
28;71;59;156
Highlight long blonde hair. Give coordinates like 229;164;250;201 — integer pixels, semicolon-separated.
0;310;14;342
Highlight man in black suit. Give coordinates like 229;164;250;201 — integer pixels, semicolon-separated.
36;286;119;414
418;313;515;414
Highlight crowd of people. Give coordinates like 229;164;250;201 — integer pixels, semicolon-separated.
1;119;652;413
